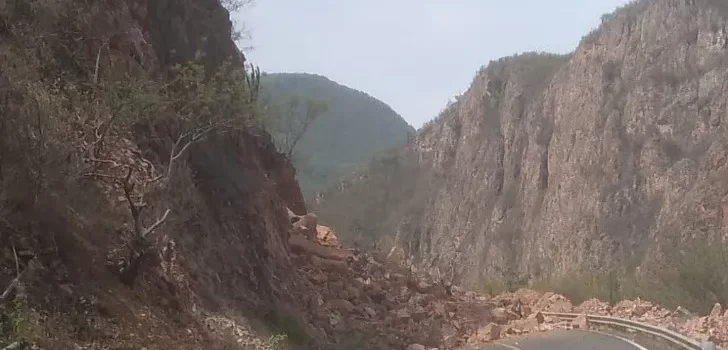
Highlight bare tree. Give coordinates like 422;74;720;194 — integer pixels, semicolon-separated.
221;0;255;50
272;96;328;158
83;60;261;285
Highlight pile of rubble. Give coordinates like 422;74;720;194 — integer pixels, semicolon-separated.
480;289;728;348
283;210;727;349
284;210;504;349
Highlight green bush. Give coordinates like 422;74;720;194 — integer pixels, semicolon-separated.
648;239;728;313
268;333;289;349
262;305;314;348
0;298;35;345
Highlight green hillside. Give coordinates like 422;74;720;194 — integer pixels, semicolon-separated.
261;72;415;199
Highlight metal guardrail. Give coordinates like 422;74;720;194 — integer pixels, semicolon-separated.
541;312;716;350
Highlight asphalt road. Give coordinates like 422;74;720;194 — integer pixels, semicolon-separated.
471;329;647;350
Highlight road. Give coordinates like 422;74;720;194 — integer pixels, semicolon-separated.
469;329;647;350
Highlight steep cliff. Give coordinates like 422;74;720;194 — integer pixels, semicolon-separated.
315;0;728;312
0;0;311;348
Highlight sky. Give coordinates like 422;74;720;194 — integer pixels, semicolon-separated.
235;0;630;129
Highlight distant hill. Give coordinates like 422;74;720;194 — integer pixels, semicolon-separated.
260;72;414;199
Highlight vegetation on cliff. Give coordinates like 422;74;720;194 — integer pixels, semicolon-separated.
260;73;414;199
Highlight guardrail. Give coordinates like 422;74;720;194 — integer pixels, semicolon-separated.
541;312;716;350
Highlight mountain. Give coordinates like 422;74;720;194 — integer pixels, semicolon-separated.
260;72;415;198
0;1;501;349
314;0;728;313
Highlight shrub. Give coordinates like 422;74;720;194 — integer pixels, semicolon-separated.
0;297;35;345
531;239;728;314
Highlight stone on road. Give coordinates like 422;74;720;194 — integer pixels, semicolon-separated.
470;329;645;350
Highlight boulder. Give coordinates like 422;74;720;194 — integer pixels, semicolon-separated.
475;323;501;342
328;299;355;313
709;303;722;318
573;315;589;329
512;317;540;333
490;307;509;323
396;308;412;320
535;311;545;324
632;304;650;317
292;213;318;240
316;225;340;247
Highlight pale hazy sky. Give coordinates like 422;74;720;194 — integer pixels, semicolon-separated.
235;1;630;128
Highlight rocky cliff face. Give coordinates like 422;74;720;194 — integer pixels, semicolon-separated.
315;0;728;305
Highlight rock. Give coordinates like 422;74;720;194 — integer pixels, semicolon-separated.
362;305;377;318
311;273;328;284
710;303;722;318
370;288;387;304
474;323;501;342
490;307;509;323
535;311;545;324
573;315;588;329
514;289;541;306
316;225;340;247
632;305;650;317
328;313;342;326
354;277;370;286
292;213;318;240
519;304;532;318
396;308;412;319
328;299;355;313
286;207;299;222
672;306;693;318
548;300;574;313
577;298;611;315
433;301;446;317
506;327;522;335
406;344;426;350
345;285;361;301
412;305;429;321
513;317;540;333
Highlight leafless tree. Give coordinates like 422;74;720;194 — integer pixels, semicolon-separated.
272;96;328;158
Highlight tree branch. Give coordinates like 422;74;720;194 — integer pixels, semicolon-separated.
0;260;35;301
142;209;171;238
159;122;220;181
93;39;109;86
86;157;122;168
131;149;156;175
91;112;119;158
12;244;19;278
82;172;122;181
93;44;102;85
120;167;145;238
